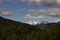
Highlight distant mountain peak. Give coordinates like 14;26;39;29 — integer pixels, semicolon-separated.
26;21;48;25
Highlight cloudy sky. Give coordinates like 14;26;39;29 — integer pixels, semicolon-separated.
0;0;60;23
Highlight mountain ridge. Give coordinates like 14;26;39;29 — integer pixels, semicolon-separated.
0;16;60;40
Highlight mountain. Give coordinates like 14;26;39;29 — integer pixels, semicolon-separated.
0;16;60;40
36;22;57;29
0;16;42;34
0;16;56;30
26;21;48;25
26;21;39;25
0;16;35;34
0;16;31;26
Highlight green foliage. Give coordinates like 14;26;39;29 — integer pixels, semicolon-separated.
0;16;60;40
48;22;60;40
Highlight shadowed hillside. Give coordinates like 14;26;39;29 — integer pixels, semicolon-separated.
0;16;60;40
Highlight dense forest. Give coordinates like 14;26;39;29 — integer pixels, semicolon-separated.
0;16;60;40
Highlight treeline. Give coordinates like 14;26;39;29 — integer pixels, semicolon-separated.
0;16;60;40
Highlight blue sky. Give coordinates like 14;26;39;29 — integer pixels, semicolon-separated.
0;0;60;23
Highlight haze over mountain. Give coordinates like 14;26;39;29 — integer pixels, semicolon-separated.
0;16;60;40
0;16;57;29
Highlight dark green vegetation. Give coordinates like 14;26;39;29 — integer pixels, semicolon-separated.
0;16;60;40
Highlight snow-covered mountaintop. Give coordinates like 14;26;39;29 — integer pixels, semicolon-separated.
26;21;48;25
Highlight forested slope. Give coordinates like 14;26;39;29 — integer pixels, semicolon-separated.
0;16;60;40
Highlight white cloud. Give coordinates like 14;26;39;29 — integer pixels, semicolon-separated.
0;0;12;3
26;21;39;25
0;11;13;16
56;19;60;21
21;8;60;18
1;0;60;7
20;0;60;7
0;0;3;3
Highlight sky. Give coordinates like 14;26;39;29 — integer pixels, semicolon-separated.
0;0;60;23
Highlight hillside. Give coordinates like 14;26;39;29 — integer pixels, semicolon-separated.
36;23;56;29
0;16;60;40
0;16;40;40
0;16;33;33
